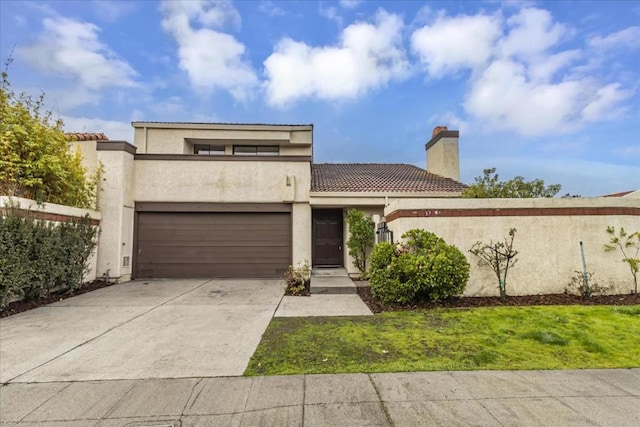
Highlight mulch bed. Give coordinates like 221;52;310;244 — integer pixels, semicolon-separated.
1;279;115;318
354;282;639;314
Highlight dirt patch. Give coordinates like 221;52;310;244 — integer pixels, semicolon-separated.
1;280;116;318
354;282;639;314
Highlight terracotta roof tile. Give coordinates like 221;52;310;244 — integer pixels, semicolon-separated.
601;190;634;197
311;163;467;193
65;132;109;141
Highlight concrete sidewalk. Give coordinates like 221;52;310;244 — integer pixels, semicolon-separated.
275;268;372;317
2;369;638;426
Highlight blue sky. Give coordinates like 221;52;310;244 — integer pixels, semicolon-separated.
1;0;639;196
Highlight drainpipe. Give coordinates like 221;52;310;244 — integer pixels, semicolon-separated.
143;126;148;153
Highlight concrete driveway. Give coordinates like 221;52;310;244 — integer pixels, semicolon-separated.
0;279;284;383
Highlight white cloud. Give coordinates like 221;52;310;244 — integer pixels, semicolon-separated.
498;8;565;60
464;59;587;136
339;0;362;9
18;16;137;90
319;5;343;27
589;26;640;50
412;7;636;136
160;0;258;101
62;116;133;142
259;1;285;17
411;13;502;77
263;10;409;106
581;83;633;122
92;1;137;22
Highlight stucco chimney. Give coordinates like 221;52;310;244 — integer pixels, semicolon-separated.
425;126;460;181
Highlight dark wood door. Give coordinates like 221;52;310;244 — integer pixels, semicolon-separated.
135;212;291;278
312;209;343;266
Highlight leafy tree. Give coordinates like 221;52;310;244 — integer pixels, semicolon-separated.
346;209;374;278
0;63;95;208
463;168;561;198
604;226;639;295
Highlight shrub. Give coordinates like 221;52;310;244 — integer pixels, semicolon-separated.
604;226;639;295
0;205;98;308
284;260;311;296
369;230;470;304
565;271;609;298
346;209;374;278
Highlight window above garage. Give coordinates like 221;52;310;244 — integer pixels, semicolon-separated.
233;145;280;156
194;144;225;155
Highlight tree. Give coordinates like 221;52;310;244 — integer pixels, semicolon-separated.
604;226;639;295
469;228;519;299
346;209;374;278
0;62;95;208
463;168;561;198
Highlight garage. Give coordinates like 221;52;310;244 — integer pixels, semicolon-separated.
134;203;292;278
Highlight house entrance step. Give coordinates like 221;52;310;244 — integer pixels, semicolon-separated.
311;267;349;277
310;275;356;295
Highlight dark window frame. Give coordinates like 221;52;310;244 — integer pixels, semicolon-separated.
233;145;279;156
194;144;225;155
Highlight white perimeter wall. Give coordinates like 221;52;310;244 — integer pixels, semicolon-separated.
385;198;640;296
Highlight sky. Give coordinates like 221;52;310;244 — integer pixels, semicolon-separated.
1;0;639;197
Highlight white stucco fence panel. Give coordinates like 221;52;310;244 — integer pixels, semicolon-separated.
384;198;640;296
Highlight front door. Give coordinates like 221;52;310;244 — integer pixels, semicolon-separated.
312;209;343;266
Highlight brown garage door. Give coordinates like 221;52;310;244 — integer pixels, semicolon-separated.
135;211;291;278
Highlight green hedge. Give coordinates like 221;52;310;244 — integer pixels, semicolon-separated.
0;207;98;308
370;229;470;304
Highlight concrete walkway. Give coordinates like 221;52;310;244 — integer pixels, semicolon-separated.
274;268;373;317
1;369;638;426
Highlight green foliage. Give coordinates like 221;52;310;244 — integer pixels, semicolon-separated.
604;226;640;294
369;229;470;304
463;168;561;198
1;64;95;208
565;271;608;298
284;260;311;296
469;228;518;299
346;209;374;278
0;205;98;308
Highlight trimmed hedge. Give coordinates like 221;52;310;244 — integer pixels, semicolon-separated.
370;229;470;304
0;207;98;308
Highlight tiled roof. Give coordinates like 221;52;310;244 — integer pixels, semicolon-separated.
311;163;467;193
131;121;312;127
65;133;109;141
601;190;634;197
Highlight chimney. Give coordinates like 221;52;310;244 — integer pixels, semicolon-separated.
425;126;460;181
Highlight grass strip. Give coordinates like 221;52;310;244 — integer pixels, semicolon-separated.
245;305;640;375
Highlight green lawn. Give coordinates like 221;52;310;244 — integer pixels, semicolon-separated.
245;305;640;376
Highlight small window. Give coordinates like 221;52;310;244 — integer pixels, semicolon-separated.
233;145;279;156
194;144;225;155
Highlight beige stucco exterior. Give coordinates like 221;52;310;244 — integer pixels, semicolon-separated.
384;198;640;296
96;148;135;282
132;122;312;156
426;132;459;181
134;161;310;203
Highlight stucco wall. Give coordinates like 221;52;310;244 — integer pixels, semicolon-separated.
292;203;312;266
426;136;459;181
96;149;135;282
0;196;101;283
384;198;640;296
134;126;312;156
134;160;311;203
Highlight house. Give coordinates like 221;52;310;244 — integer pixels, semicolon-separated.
82;123;466;281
